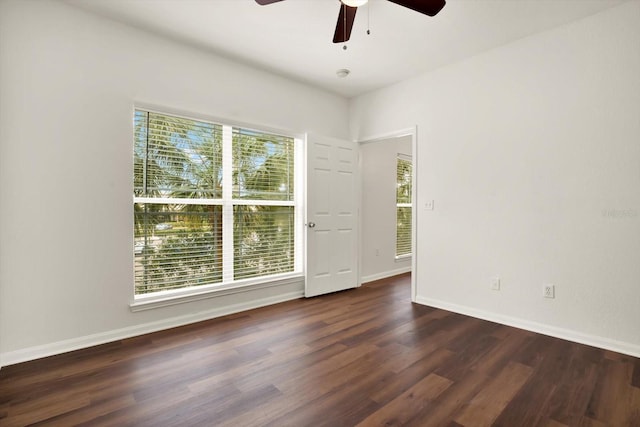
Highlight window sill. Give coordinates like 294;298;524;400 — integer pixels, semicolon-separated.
129;273;304;312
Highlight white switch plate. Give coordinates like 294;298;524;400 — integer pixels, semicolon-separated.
491;276;501;291
425;200;434;210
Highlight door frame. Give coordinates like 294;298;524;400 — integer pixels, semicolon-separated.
356;126;418;302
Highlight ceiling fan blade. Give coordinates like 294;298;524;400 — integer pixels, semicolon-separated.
387;0;446;17
333;4;357;43
255;0;285;5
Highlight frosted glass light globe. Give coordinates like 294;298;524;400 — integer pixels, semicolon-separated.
341;0;368;7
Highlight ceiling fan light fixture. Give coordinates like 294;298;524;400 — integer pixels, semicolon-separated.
341;0;368;7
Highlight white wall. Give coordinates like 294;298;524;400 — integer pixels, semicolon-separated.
350;2;640;356
360;136;412;282
0;0;349;365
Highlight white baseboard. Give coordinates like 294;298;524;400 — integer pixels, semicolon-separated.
1;290;304;367
415;296;640;358
361;267;411;285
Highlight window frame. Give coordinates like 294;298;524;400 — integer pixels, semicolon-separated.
395;154;413;260
130;105;304;310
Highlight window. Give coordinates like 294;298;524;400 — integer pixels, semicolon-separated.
133;109;300;297
396;155;412;258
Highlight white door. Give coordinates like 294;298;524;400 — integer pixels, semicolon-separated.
305;134;358;297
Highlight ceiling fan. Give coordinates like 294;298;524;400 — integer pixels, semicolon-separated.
255;0;446;43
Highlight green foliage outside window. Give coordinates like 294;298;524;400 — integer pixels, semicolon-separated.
396;157;412;257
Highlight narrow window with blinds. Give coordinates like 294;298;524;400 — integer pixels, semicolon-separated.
133;109;299;297
396;155;412;258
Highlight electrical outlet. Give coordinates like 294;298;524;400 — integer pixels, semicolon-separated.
375;248;379;257
491;276;501;291
543;284;555;298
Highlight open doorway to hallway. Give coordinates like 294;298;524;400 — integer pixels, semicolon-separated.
360;135;413;285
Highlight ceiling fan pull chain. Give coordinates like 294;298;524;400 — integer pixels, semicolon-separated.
367;1;371;35
343;4;349;50
343;4;348;49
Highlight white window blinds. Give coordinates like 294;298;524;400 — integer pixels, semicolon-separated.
396;156;412;257
133;109;299;296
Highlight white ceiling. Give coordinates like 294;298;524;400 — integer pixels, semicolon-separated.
64;0;626;98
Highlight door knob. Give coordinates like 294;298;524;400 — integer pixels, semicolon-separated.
307;222;316;228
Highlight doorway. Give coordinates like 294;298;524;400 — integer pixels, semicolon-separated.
358;128;417;301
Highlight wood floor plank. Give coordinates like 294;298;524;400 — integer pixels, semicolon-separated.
220;335;407;425
632;357;640;388
543;419;570;427
1;273;639;426
256;358;393;427
492;337;574;426
545;345;601;426
187;342;312;395
585;358;635;425
435;330;501;382
355;373;452;426
454;361;532;427
368;347;455;405
575;416;610;427
628;386;640;426
369;306;448;349
27;395;136;427
405;369;489;427
469;328;531;376
377;313;482;375
273;343;379;395
229;342;349;393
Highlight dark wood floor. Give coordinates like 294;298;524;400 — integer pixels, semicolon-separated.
1;274;639;426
